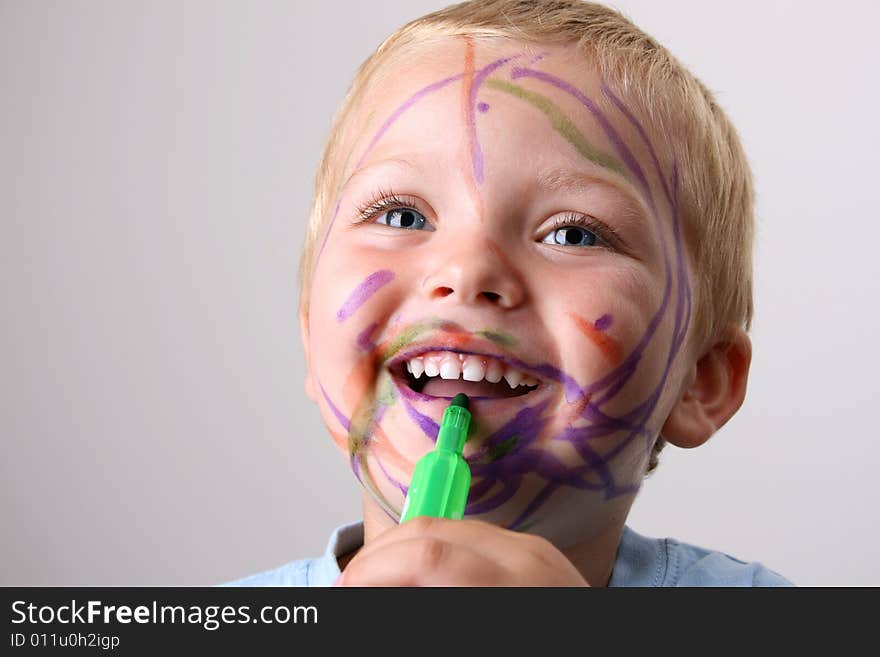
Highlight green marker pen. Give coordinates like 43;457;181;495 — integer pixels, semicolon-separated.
400;393;472;522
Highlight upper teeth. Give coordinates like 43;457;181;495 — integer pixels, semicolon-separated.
405;352;539;389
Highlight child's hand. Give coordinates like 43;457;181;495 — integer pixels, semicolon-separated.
335;516;590;586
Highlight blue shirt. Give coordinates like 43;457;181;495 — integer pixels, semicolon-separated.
225;522;792;587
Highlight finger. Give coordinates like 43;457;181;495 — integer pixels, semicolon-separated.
339;535;507;587
359;516;526;564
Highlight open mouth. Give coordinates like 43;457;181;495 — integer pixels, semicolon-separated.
390;350;541;399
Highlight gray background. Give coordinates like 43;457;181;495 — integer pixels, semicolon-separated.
2;0;878;586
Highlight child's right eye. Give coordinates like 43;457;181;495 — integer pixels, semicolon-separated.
354;189;435;231
376;207;429;230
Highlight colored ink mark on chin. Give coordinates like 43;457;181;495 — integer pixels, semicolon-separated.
477;102;490;113
403;398;440;440
336;270;395;322
487;434;519;463
569;312;623;365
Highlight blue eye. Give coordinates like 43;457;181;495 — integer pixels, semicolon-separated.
377;207;429;230
542;225;598;247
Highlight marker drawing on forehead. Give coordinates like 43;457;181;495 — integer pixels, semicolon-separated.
600;80;674;208
511;67;653;204
336;269;395;322
484;78;626;180
462;43;520;188
460;37;484;219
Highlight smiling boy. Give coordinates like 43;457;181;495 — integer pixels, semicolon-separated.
231;0;790;586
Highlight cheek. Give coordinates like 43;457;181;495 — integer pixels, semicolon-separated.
307;259;408;409
547;264;658;369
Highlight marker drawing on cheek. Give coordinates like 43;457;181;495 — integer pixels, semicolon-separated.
356;321;380;351
319;381;351;433
569;312;623;365
594;314;614;331
336;270;395;322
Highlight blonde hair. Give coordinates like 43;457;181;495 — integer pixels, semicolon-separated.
299;0;755;472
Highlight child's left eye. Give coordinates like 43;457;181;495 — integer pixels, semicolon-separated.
539;214;612;249
541;225;598;247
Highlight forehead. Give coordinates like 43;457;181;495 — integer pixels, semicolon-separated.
357;38;605;137
342;37;656;202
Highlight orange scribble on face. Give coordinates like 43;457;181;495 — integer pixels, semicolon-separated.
460;36;484;221
371;423;416;478
569;312;623;365
343;350;379;409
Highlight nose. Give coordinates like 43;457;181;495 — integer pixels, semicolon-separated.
421;239;526;309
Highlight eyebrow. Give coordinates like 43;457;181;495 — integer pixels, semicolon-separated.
536;167;650;224
339;157;420;197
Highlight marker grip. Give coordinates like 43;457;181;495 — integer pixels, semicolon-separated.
400;395;472;522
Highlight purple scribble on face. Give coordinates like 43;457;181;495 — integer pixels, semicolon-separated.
403;398;440;441
374;454;407;495
336;270;395;322
468;55;520;185
319;382;351;432
594;314;613;331
529;51;548;65
477;102;490;112
356;321;379;351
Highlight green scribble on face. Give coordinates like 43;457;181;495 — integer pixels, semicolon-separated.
376;372;397;405
381;323;433;362
476;329;517;348
485;78;626;179
488;434;520;462
347;425;370;459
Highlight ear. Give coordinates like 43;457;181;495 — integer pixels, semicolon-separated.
661;327;752;448
299;299;317;403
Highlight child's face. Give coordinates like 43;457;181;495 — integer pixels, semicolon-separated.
303;39;695;546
